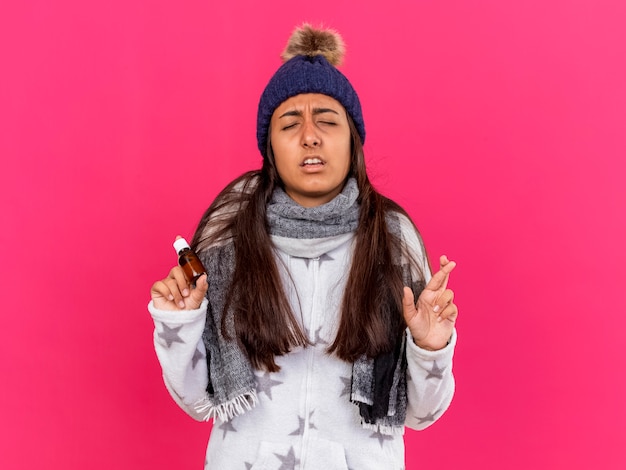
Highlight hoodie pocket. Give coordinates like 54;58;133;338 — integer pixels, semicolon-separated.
304;437;350;470
249;441;299;470
249;439;350;470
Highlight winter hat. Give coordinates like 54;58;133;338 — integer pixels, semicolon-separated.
256;24;365;157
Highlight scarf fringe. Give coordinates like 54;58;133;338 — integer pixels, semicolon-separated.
361;421;405;436
194;390;259;422
351;393;373;406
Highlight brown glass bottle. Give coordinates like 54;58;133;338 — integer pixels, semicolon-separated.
173;237;206;287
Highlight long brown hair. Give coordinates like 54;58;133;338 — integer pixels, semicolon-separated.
191;116;426;371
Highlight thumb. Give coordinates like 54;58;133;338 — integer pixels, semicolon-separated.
190;273;208;305
402;286;417;321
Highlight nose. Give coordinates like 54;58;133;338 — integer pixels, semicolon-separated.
301;119;320;148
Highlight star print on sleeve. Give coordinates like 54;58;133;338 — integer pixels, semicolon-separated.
274;447;300;470
425;361;445;380
415;408;442;425
191;347;205;369
256;371;283;400
157;324;186;348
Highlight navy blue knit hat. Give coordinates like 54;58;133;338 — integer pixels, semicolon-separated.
256;24;366;157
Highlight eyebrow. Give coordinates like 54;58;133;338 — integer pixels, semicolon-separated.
278;107;340;119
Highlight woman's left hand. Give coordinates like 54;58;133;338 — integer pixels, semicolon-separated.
402;255;458;351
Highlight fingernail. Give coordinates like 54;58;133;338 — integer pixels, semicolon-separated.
437;316;443;322
168;294;174;301
182;288;190;297
433;305;440;313
178;301;185;309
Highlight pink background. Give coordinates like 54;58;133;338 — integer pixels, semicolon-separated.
2;0;625;468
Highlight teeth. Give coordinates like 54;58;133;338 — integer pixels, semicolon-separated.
304;158;322;165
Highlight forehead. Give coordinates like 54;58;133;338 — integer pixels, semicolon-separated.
273;93;345;115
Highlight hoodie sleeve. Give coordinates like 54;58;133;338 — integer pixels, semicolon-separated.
148;298;210;421
396;213;457;430
404;328;456;430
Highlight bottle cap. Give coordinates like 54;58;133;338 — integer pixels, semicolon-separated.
173;237;190;254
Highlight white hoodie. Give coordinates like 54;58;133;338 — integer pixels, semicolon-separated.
149;214;456;470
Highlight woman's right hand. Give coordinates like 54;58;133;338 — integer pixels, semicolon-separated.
150;267;208;311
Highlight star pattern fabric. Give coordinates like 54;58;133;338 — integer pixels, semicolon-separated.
153;315;452;468
425;361;445;380
288;410;318;436
149;216;457;469
319;253;334;264
369;430;394;448
415;408;442;425
288;416;306;436
191;347;205;369
312;326;328;346
219;420;237;439
256;371;283;400
157;324;185;348
274;446;300;470
339;375;352;398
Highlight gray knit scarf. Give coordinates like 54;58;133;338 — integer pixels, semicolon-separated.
195;178;416;435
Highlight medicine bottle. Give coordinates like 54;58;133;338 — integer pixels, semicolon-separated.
173;237;206;287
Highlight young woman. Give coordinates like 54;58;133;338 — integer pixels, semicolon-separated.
149;24;459;470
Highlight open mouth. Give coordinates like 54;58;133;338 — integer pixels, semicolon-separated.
302;157;324;166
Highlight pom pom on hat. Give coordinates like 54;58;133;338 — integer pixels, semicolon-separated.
256;24;365;157
281;24;346;66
